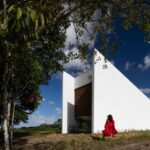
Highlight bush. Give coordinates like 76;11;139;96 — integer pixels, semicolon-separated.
69;117;91;133
78;118;91;133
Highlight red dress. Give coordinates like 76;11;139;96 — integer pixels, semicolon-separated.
102;120;117;137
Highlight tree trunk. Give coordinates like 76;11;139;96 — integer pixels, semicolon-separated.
9;100;16;149
2;42;11;150
2;98;12;150
2;83;11;150
2;104;10;150
2;119;9;150
2;68;11;150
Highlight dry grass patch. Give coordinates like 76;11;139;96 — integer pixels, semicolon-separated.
1;131;150;150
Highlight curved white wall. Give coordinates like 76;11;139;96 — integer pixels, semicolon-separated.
92;49;150;133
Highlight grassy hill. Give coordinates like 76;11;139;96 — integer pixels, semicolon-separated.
14;124;61;134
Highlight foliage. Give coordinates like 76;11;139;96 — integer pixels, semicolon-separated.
69;118;91;133
75;118;91;133
15;125;60;133
79;119;91;133
0;0;68;127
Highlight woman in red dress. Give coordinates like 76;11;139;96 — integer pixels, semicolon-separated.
102;114;117;139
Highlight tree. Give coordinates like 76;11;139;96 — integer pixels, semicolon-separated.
0;0;150;150
0;1;68;149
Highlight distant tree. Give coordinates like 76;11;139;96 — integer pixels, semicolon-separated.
0;0;150;150
54;119;62;131
54;119;62;125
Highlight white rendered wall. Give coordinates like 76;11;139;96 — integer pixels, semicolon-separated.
92;49;150;133
62;72;77;133
75;70;93;89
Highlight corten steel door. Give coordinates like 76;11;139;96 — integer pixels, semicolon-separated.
75;82;92;118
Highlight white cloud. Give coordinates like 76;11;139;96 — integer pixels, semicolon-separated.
125;61;135;70
64;22;96;49
62;21;96;68
64;58;91;70
138;55;150;71
54;107;62;114
64;23;77;48
48;100;55;105
138;64;144;70
60;11;100;75
64;58;84;69
63;48;92;74
140;88;150;94
16;112;56;127
60;10;101;74
64;9;100;48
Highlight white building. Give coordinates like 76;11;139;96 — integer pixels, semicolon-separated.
62;49;150;134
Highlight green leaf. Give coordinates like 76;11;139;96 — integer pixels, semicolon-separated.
35;19;38;31
26;42;31;48
0;27;5;38
143;23;150;32
122;19;132;30
145;35;150;44
24;11;30;26
31;10;37;21
21;19;26;28
39;13;44;28
79;30;83;36
17;7;22;20
89;34;94;40
8;5;15;13
7;18;16;31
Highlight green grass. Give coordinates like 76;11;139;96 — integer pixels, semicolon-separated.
0;125;60;147
13;125;61;138
15;126;60;132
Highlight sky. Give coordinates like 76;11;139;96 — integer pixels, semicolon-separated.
17;21;150;128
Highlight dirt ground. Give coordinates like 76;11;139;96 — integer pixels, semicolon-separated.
111;141;150;150
9;133;150;150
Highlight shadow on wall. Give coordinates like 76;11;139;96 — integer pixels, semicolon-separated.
67;102;92;133
67;102;78;133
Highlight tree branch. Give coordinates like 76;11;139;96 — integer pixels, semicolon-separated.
0;0;27;16
53;0;99;24
17;82;30;98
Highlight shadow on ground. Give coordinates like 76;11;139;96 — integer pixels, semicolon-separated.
14;141;67;150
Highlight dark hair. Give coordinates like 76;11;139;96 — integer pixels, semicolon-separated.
107;114;113;122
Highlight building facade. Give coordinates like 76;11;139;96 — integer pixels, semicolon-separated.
62;49;150;133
